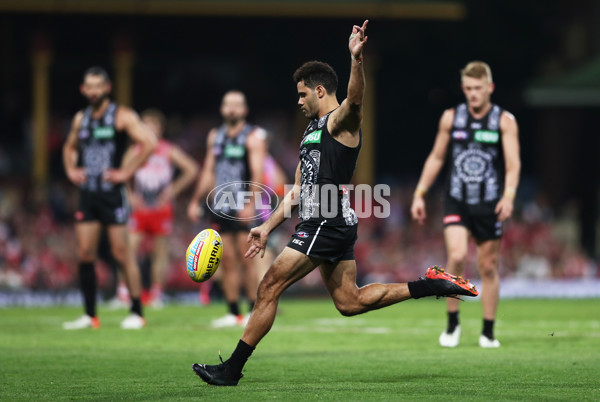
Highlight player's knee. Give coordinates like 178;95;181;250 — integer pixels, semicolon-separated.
77;247;96;262
479;256;498;278
448;250;467;267
110;245;127;264
335;302;360;317
333;297;361;317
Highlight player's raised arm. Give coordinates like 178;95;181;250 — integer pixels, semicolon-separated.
330;19;368;136
63;111;87;186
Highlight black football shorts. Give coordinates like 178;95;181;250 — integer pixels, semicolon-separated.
443;196;503;241
76;187;129;225
286;219;358;264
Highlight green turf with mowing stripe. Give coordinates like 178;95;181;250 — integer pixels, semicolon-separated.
1;298;599;400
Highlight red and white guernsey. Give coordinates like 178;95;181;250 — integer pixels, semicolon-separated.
133;139;174;208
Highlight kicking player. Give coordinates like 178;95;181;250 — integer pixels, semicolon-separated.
192;20;478;386
62;66;156;329
411;61;521;348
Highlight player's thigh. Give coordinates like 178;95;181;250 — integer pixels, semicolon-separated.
152;235;169;260
235;231;254;266
319;259;359;304
75;221;102;260
443;225;469;261
220;232;237;270
106;224;130;263
259;247;319;297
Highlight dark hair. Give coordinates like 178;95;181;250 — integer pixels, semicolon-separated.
83;66;111;83
293;61;338;94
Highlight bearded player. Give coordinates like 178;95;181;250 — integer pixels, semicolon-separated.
62;67;156;329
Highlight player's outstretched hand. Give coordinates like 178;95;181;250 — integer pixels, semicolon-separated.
349;20;368;59
245;226;269;259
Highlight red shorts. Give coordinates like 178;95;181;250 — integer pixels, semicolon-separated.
129;205;173;235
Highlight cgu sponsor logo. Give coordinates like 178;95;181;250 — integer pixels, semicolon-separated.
474;130;499;144
302;130;322;145
93;126;115;139
224;144;246;158
207;181;280;221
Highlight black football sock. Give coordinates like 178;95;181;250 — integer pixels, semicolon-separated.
447;311;459;333
228;301;240;316
483;319;495;339
228;339;255;373
408;279;436;299
79;262;97;317
131;298;142;316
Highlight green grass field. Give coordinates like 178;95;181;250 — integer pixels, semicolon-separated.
1;298;599;401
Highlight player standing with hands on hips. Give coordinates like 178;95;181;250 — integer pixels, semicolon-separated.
411;61;521;348
62;67;157;330
192;21;479;386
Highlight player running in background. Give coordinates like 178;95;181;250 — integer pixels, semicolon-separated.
62;66;156;330
125;109;199;308
411;61;521;348
192;20;478;386
187;90;268;327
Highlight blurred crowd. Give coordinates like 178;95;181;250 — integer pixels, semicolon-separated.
0;113;598;297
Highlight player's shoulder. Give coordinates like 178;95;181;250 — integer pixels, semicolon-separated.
206;128;219;145
114;105;140;129
247;126;267;144
115;104;137;119
500;109;518;130
72;110;85;125
439;108;456;129
500;109;516;121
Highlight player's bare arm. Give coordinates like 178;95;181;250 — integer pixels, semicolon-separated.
495;111;521;222
239;129;268;220
157;145;199;206
187;128;217;222
329;19;368;146
245;161;301;259
104;107;157;184
63;111;87;186
410;108;454;225
120;146;145;210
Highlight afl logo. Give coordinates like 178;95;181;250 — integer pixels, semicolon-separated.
297;232;309;238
